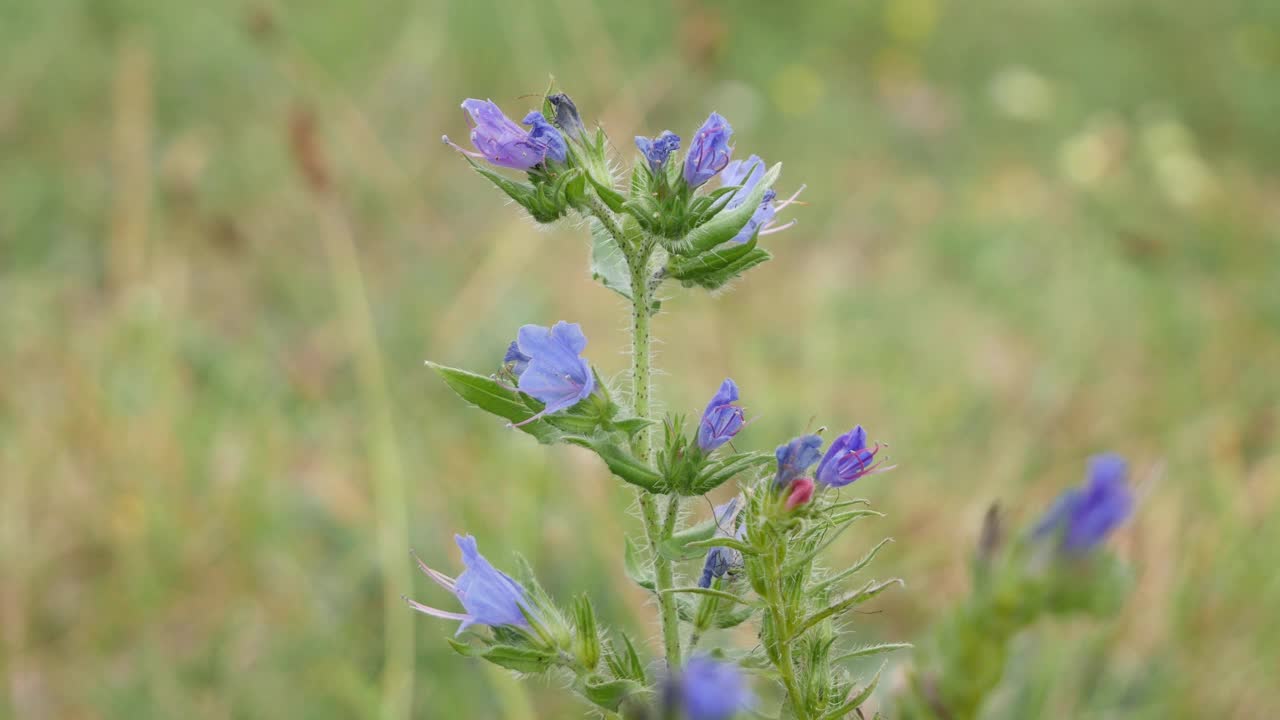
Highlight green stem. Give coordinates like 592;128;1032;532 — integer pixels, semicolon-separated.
623;232;682;671
767;539;806;717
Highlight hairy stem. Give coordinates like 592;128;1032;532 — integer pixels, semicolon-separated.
626;240;683;671
767;539;806;717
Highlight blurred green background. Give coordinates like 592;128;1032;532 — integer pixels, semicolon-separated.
3;0;1279;717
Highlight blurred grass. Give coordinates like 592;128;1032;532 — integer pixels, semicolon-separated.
2;0;1279;717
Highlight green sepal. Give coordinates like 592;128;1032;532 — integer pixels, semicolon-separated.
571;594;601;671
604;633;648;683
623;536;655;590
427;362;557;442
564;434;667;493
480;644;557;674
613;417;656;438
686;451;773;496
670;163;781;256
580;676;646;712
714;599;757;629
445;637;486;658
658;513;720;561
589;172;627;212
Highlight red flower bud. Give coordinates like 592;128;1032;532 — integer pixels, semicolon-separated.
785;477;815;510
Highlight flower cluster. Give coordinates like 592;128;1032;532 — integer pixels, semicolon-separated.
416;86;1137;720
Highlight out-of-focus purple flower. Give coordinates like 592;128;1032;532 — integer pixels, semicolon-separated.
697;378;746;452
719;154;802;244
684;112;734;188
815;425;893;488
635;131;682;174
1034;454;1134;553
698;498;743;588
509;321;595;423
546;92;585;140
774;434;823;488
784;477;815;510
443;99;564;170
521;111;567;164
673;655;754;720
405;534;534;635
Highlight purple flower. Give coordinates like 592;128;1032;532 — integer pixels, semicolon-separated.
1034;454;1134;553
674;655;753;720
720;155;778;244
635;130;681;174
443;99;564;170
815;425;893;487
509;322;595;423
774;434;823;488
697;378;746;452
698;498;743;588
683;112;734;187
521;111;568;164
546;92;585;141
406;534;534;634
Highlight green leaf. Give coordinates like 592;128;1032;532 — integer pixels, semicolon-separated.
658;514;721;561
715;600;757;629
682;536;758;556
623;536;655;590
572;594;601;670
812;537;894;594
564;435;667;492
612;417;655;437
681;248;773;291
580;676;646;711
481;645;556;674
659;586;758;607
445;637;485;658
667;234;759;282
604;633;648;683
672;163;781;256
687;451;772;496
791;578;904;641
427;362;556;442
832;642;913;664
590;218;632;300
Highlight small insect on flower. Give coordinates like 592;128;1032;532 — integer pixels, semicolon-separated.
546;92;585;141
507;321;595;424
443;99;566;170
719;154;804;244
405;534;536;634
815;425;894;488
774;434;824;488
684;112;734;188
697;378;746;453
635;130;682;174
1034;453;1135;553
669;655;754;720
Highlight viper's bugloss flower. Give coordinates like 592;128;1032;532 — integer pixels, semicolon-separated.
546;92;585;140
784;477;815;510
698;498;743;588
673;655;753;720
721;154;802;244
635;130;682;174
406;534;534;634
503;341;531;376
444;99;564;170
774;434;823;488
1034;454;1134;553
697;378;745;452
815;425;893;487
521;111;568;164
684;112;733;187
510;322;595;423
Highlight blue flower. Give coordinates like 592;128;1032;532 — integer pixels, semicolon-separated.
684;112;734;187
720;154;779;244
1034;454;1134;553
815;425;893;487
509;321;595;423
406;534;534;634
675;655;753;720
697;378;746;452
774;434;824;488
635;130;682;174
698;498;744;588
443;99;564;170
521;111;568;164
